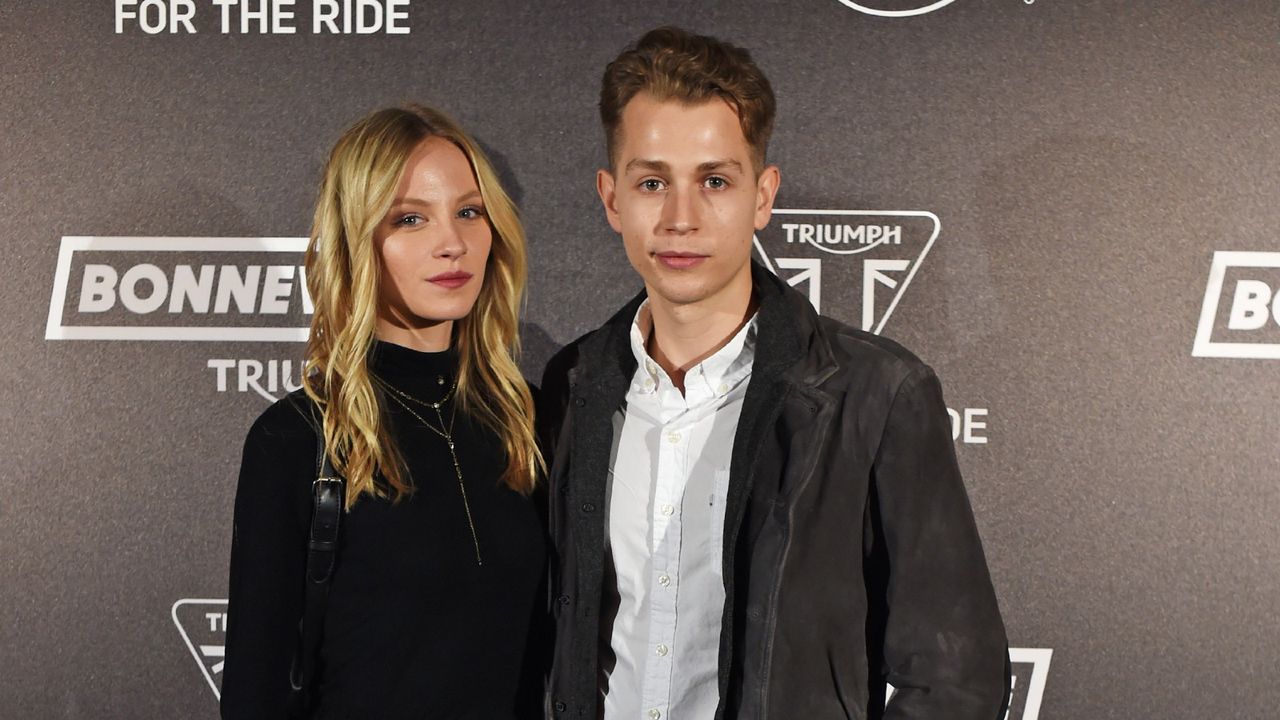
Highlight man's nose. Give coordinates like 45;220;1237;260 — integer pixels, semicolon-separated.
659;184;700;235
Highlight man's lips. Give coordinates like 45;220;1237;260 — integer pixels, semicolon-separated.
427;271;473;289
655;252;708;270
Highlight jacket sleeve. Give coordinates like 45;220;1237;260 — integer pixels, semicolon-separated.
871;365;1011;719
220;411;311;719
536;344;575;460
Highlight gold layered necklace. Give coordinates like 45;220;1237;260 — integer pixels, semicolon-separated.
378;377;483;566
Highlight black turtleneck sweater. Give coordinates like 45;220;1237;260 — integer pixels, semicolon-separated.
221;341;546;720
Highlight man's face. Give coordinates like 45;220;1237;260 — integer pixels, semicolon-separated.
598;93;780;308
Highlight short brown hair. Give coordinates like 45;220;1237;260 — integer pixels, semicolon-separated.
600;26;776;173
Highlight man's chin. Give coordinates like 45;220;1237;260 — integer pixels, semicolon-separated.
644;275;717;307
642;260;753;308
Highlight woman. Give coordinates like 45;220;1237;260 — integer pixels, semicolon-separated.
221;105;546;719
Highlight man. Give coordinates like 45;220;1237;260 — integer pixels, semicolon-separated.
540;26;1010;720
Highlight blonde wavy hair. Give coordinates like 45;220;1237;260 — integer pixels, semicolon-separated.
302;104;542;506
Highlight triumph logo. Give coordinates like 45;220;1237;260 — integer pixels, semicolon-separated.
209;357;305;402
834;0;961;17
172;598;229;699
758;210;993;447
754;209;938;334
45;236;310;342
1192;251;1280;359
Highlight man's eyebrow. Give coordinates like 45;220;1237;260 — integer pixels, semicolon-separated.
623;158;746;175
697;159;745;174
624;158;671;175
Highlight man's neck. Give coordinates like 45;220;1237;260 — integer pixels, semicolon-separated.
645;271;756;394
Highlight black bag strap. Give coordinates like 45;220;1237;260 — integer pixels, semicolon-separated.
288;427;344;718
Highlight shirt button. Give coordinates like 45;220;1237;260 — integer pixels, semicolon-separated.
666;432;681;444
648;710;661;720
660;504;674;517
655;644;669;657
658;574;671;587
717;382;729;394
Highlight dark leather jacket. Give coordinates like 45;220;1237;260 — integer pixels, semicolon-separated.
538;262;1010;720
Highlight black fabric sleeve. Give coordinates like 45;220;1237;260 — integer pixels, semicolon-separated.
220;402;314;720
535;344;575;460
872;366;1011;719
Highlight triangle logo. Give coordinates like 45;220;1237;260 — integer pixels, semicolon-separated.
172;598;229;700
753;209;940;334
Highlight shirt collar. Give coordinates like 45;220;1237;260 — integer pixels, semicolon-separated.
628;300;758;401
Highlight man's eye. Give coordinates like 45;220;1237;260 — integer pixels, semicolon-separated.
640;179;664;192
705;176;728;190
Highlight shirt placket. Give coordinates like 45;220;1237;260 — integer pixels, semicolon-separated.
641;389;686;720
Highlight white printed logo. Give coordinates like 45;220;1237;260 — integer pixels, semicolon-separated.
1006;647;1053;720
948;407;989;445
45;236;310;342
888;647;1052;719
754;209;939;334
208;358;305;402
172;598;229;699
757;210;990;445
1192;251;1280;359
834;0;961;17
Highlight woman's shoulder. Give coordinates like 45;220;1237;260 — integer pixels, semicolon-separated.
232;391;316;554
236;390;321;507
245;389;321;445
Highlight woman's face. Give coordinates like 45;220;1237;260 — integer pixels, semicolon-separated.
374;136;493;350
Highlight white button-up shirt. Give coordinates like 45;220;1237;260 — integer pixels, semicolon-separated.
600;301;757;720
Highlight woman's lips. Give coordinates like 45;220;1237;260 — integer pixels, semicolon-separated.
656;252;708;270
427;271;473;289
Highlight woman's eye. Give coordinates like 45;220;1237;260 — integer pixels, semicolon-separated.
393;213;424;227
705;176;728;190
640;179;664;192
458;206;486;219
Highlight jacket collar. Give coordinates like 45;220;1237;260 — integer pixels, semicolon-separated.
575;260;836;390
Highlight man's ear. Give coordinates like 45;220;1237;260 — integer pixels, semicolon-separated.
597;168;623;234
753;164;781;231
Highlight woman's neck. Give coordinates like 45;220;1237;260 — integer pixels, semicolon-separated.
375;318;453;352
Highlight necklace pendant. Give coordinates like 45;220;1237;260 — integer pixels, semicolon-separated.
448;440;455;450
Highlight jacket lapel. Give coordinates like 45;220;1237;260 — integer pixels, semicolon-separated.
567;294;642;612
715;263;815;718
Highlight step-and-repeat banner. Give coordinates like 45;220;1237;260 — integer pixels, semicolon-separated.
4;1;1278;718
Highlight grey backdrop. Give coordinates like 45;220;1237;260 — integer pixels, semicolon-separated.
3;1;1278;718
